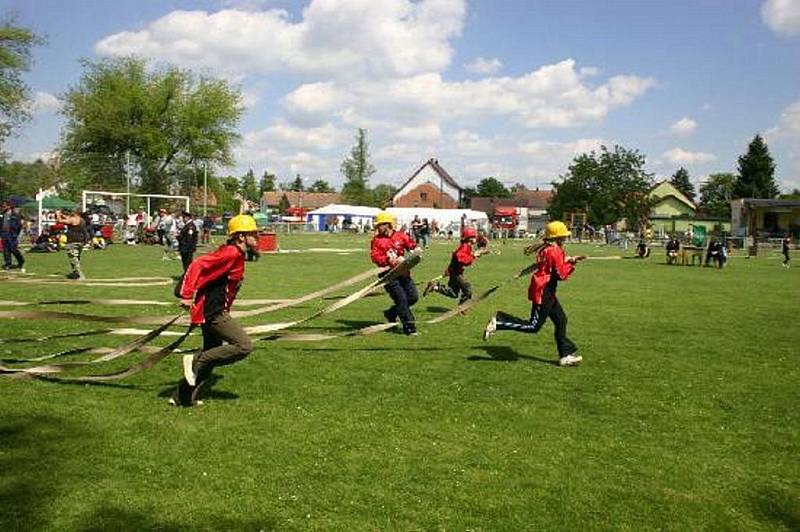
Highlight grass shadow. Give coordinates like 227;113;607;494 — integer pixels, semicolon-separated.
156;375;238;401
425;305;451;313
0;414;86;529
750;486;800;530
467;345;557;366
79;506;277;531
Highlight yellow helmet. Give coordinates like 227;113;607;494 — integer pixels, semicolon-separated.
375;211;395;227
545;221;571;239
227;214;258;235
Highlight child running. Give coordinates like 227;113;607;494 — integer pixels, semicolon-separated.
423;227;485;304
170;214;259;407
370;210;419;335
482;221;585;367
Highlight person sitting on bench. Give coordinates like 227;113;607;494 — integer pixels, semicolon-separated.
705;238;723;268
666;235;680;265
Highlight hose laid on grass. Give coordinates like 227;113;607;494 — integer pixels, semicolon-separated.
0;314;185;376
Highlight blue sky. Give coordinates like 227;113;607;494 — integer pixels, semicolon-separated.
5;0;800;192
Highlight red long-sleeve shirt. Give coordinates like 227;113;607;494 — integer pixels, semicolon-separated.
370;230;416;268
528;243;575;304
179;244;245;324
445;242;475;276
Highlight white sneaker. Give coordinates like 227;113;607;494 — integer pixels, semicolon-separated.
559;354;583;366
182;354;197;386
483;315;497;341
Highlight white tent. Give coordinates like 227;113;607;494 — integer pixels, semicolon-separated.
386;207;489;233
305;204;381;231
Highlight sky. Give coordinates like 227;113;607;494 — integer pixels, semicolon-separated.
4;0;800;192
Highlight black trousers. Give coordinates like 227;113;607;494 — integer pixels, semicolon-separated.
180;250;194;271
437;274;472;303
495;287;577;357
384;275;419;333
2;237;24;268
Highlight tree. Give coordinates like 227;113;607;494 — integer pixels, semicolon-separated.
734;134;779;199
340;128;375;205
308;179;334;193
548;145;655;230
510;182;527;193
460;186;477;208
289;174;304;192
240;169;259;203
698;173;736;218
368;183;397;208
60;57;243;195
0;158;56;197
669;167;695;201
476;177;511;198
258;171;276;195
0;18;44;147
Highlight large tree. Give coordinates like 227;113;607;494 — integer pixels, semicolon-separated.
734;134;779;199
60;57;243;195
340;128;375;205
669;167;695;201
476;177;511;198
698;172;736;218
0;18;44;148
548;145;655;230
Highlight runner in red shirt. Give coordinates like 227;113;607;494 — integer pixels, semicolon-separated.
423;227;486;304
170;214;259;407
482;221;586;367
370;211;419;335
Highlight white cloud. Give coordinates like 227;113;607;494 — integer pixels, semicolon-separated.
662;147;716;165
761;0;800;36
95;0;467;79
29;91;61;115
768;98;800;139
465;57;502;75
669;117;697;135
284;59;655;130
11;150;56;163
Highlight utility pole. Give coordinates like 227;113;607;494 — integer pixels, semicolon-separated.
203;162;208;217
126;152;131;215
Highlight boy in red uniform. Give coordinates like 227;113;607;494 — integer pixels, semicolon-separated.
424;227;485;304
483;221;585;367
170;214;259;407
370;211;419;335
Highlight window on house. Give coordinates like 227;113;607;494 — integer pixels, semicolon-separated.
420;192;428;201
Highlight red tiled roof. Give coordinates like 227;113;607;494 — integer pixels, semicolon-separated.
261;191;341;209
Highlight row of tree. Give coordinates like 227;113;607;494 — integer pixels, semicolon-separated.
547;134;789;229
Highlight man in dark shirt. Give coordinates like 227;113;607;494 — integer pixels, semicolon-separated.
1;202;25;272
177;211;198;271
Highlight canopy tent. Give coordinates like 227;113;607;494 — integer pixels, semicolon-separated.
305;204;381;232
21;196;78;210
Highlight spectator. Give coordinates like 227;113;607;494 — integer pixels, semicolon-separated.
1;202;25;272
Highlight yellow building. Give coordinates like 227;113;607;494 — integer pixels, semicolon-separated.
647;181;730;236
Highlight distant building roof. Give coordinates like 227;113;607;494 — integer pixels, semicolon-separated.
470;189;553;212
261;191;342;209
395;158;463;196
735;198;800;209
649;181;695;210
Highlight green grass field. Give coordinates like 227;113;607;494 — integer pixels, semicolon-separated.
1;234;798;531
